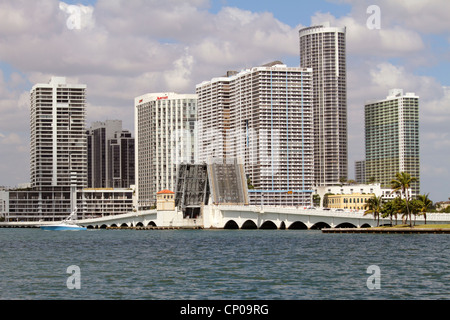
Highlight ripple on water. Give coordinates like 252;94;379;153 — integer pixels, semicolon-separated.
0;229;449;299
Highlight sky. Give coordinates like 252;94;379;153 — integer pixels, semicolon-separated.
0;0;449;202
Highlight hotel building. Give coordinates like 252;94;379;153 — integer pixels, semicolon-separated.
134;92;198;209
196;62;314;206
299;22;348;187
365;89;420;196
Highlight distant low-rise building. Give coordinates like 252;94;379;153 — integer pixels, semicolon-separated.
1;186;134;222
314;183;397;208
327;193;374;211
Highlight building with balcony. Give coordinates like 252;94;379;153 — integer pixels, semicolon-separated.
196;62;314;206
365;89;420;196
30;76;87;188
299;22;348;186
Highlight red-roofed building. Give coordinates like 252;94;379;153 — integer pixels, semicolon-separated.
156;190;175;211
157;190;174;195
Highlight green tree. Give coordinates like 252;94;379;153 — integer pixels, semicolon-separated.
410;199;422;226
313;194;321;207
390;172;417;227
392;196;405;225
364;195;383;227
416;194;433;224
381;199;401;226
247;177;254;190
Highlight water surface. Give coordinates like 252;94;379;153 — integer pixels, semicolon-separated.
0;228;448;300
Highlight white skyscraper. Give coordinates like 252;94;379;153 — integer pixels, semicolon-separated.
134;92;198;208
30;77;87;188
197;62;314;206
299;22;348;187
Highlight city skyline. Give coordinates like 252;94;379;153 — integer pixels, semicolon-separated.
0;0;449;202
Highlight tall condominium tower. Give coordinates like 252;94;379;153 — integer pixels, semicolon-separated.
299;22;348;186
134;92;198;208
30;77;87;188
365;89;420;196
86;120;135;188
197;62;314;206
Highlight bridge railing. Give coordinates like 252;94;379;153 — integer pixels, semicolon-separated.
213;205;450;222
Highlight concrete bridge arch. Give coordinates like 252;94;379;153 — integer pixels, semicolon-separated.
75;205;450;230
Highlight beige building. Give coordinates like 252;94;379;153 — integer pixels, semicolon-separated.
156;189;175;211
327;193;374;211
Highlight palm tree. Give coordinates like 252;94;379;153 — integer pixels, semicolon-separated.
381;199;400;226
392;196;406;225
390;172;417;227
364;195;383;227
410;199;421;226
416;194;433;225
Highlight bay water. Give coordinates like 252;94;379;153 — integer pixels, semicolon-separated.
0;228;448;300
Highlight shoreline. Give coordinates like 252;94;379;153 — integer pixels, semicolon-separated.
322;226;450;234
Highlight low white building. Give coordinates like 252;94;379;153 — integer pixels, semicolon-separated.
1;186;134;222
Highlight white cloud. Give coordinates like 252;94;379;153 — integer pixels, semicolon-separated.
0;133;23;146
336;0;450;33
0;0;448;199
59;2;95;30
311;11;424;58
163;48;195;92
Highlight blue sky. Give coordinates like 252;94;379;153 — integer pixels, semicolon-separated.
0;0;449;202
208;0;352;26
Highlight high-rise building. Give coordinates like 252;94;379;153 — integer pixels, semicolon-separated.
108;130;135;189
299;22;348;187
30;76;87;188
134;92;198;209
197;62;314;206
365;89;420;196
355;160;366;184
86;120;135;188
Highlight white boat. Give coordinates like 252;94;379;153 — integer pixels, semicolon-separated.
40;209;87;231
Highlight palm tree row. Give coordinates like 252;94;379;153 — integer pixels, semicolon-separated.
364;172;432;227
